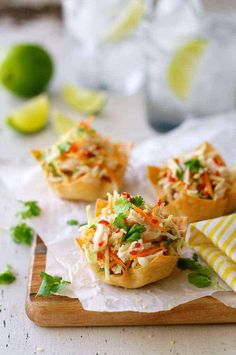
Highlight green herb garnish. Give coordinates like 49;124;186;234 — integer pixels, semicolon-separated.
114;198;132;214
123;224;146;243
77;127;95;136
188;272;211;288
166;238;175;246
176;170;184;180
192;252;199;262
16;200;41;219
48;162;60;177
10;223;34;245
36;272;71;297
67;219;79;226
58;142;71;153
89;224;96;229
178;256;212;288
130;195;144;209
0;265;16;285
113;213;128;231
184;158;202;173
67;219;86;227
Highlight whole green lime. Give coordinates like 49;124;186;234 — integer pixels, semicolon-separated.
0;43;54;97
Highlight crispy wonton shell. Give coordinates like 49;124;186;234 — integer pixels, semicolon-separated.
76;199;186;289
32;143;130;202
147;142;236;223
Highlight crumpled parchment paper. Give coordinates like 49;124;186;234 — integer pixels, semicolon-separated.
1;112;236;312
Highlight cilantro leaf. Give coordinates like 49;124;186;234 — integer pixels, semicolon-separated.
188;272;212;288
184;158;202;173
67;219;79;226
0;265;16;285
58;142;71;153
114;198;132;214
113;213;128;231
67;219;86;227
178;256;212;288
192;252;199;262
177;258;199;270
10;223;34;245
16;200;41;219
131;195;144;208
176;170;184;180
48;162;60;177
123;224;146;243
177;257;211;276
36;272;71;297
166;238;175;247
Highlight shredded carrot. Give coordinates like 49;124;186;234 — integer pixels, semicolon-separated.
132;205;161;228
130;247;162;259
202;172;213;196
75;237;83;248
213;155;225;167
109;261;117;269
109;250;127;269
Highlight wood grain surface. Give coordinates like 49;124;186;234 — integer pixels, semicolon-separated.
25;236;236;327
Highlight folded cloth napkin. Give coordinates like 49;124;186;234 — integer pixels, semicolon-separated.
186;214;236;292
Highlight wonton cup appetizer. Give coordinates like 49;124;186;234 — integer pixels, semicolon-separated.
32;118;130;201
147;142;236;223
76;192;187;288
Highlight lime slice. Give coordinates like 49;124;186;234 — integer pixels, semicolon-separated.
104;0;144;43
51;111;75;136
167;38;208;100
62;84;107;115
6;95;49;134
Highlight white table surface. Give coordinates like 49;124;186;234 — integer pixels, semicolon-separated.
0;17;236;355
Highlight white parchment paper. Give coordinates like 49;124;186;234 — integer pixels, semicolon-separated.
1;112;236;312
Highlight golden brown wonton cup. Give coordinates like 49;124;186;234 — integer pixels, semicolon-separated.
76;199;186;289
147;142;236;223
32;142;130;202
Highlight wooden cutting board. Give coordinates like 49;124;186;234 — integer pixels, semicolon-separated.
25;236;236;327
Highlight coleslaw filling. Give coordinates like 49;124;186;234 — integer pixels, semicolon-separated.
79;192;186;278
37;118;127;185
157;144;236;201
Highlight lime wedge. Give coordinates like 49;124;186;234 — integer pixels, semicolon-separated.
6;95;49;134
62;84;107;115
167;38;208;100
104;0;144;43
51;111;75;136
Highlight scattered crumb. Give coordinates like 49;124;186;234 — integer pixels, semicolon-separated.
148;334;154;339
170;340;176;345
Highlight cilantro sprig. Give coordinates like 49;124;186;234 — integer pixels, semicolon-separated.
123;224;146;243
0;265;16;285
184;158;202;173
130;195;144;208
114;198;131;214
178;256;212;288
36;272;71;297
113;213;128;231
67;219;86;227
114;195;145;214
16;200;41;219
113;213;146;243
10;223;34;245
58;142;71;154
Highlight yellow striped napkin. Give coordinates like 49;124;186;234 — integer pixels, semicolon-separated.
186;213;236;292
